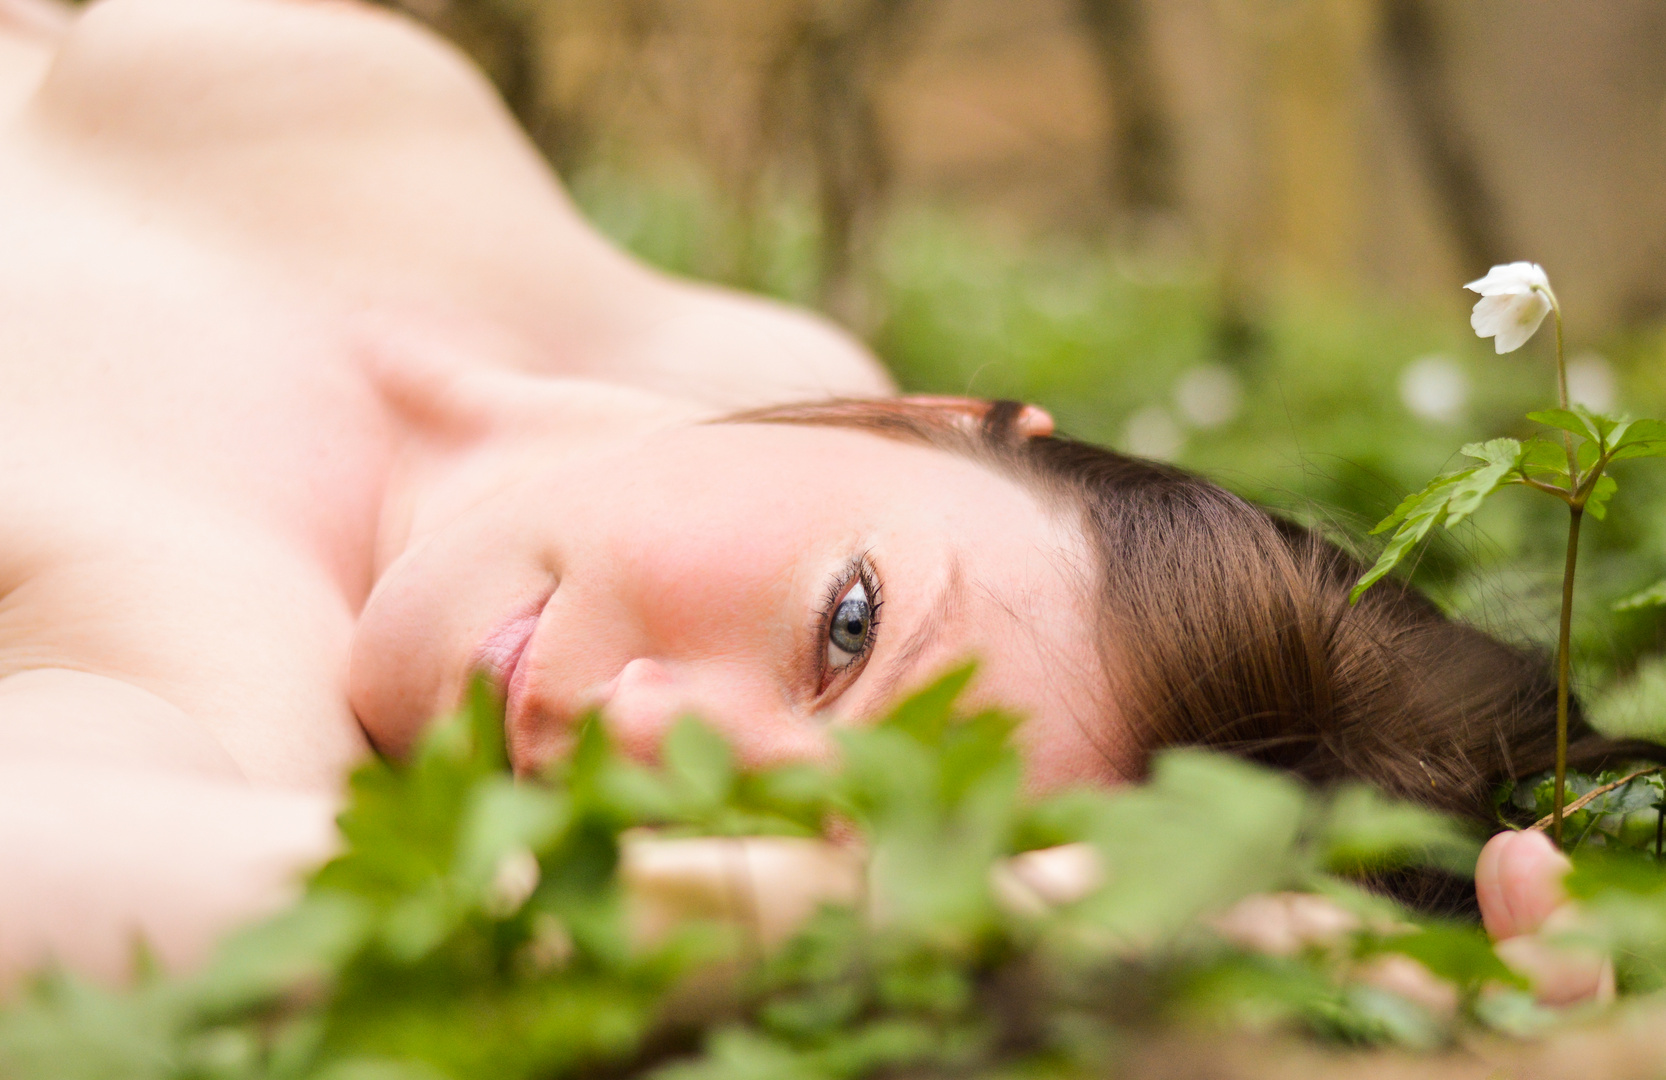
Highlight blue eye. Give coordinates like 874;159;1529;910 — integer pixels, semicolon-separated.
827;579;874;668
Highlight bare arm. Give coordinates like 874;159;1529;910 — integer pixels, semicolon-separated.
0;672;337;991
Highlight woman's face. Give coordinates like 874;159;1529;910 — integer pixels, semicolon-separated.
349;422;1119;789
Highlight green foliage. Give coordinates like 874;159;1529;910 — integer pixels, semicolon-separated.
1353;405;1666;603
1350;437;1535;602
1504;768;1666;855
1564;848;1666;991
0;672;1531;1078
1614;578;1666;612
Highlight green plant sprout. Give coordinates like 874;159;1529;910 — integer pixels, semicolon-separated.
1351;262;1666;846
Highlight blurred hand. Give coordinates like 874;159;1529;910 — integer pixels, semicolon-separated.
1476;829;1614;1005
621;833;863;949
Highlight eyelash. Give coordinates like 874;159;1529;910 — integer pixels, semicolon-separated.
815;555;884;694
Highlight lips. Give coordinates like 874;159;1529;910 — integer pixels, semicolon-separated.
473;590;555;728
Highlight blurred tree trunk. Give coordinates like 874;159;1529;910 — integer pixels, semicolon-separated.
1378;0;1510;276
1074;0;1179;228
782;0;924;328
376;0;637;175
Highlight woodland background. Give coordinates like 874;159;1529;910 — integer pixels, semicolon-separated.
381;0;1666;737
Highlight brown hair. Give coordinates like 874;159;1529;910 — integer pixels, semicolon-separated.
729;397;1662;906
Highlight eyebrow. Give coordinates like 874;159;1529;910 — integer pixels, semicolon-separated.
859;552;967;715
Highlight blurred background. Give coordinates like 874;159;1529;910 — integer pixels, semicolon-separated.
385;0;1666;737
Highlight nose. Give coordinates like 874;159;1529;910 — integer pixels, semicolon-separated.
594;657;684;763
593;657;835;769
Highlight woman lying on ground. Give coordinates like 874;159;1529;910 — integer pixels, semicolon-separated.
0;0;1648;1001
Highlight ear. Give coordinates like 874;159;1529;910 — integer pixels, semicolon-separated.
896;395;1055;438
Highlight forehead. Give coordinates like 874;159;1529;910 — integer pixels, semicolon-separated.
642;421;1115;779
637;419;1050;538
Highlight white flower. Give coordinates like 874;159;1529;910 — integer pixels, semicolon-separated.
1465;261;1554;354
1122;405;1184;460
1399;355;1468;423
1174;364;1243;429
1567;352;1616;412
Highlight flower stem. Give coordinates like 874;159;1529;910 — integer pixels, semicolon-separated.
1552;300;1568;411
1553;504;1584;846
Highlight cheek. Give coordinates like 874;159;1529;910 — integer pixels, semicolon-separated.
349;509;553;755
603;529;800;662
585;484;834;661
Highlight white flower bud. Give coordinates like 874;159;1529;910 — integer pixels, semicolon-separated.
1464;262;1554;354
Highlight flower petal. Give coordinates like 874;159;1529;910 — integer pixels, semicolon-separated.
1472;291;1550;353
1470;293;1517;336
1464;261;1550;296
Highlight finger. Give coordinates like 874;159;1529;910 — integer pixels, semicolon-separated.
1494;932;1611;1007
1476;830;1514;939
991;843;1102;915
1497;829;1571;936
1477;830;1570;940
621;834;862;947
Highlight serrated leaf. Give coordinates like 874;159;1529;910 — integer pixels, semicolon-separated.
1580;407;1626;444
1369;487;1427;536
1444;455;1520;526
1352;476;1464;602
1367;469;1471;537
1614;578;1666;611
1458;437;1524;468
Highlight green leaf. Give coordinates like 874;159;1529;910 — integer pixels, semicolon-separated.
1614;578;1666;611
651;1028;820;1080
882;663;975;745
1528;408;1601;444
1351;474;1470;603
453;777;566;891
1369;487;1428;537
1319;786;1481;877
1611;418;1666;460
1352;439;1550;603
1519;437;1571;477
1457;437;1523;468
0;973;186;1080
1365;922;1526;993
1070;751;1309;944
663;717;736;813
192;893;372;1012
1446;440;1522;525
1584;473;1619;520
311;1057;456;1080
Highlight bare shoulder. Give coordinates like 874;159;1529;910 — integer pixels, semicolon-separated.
31;0;504;147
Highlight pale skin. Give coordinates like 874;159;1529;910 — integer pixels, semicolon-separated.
0;0;1587;1001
